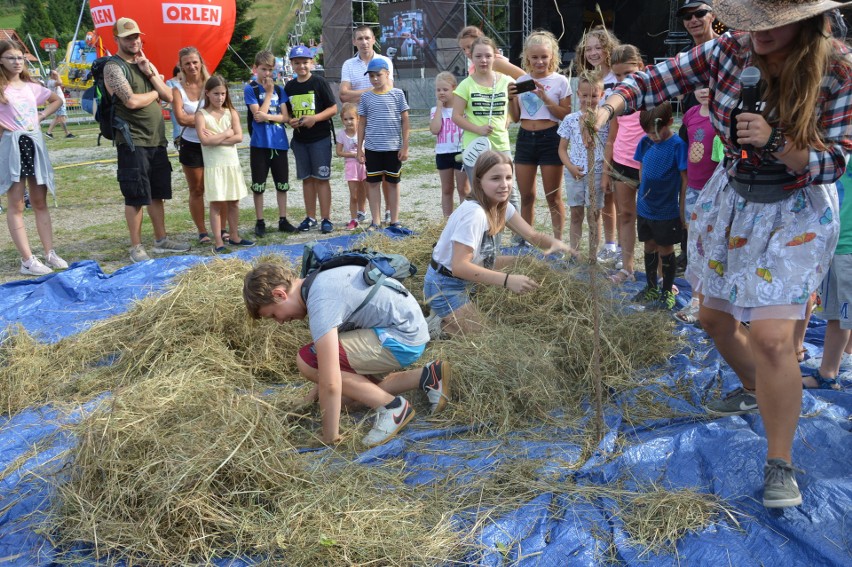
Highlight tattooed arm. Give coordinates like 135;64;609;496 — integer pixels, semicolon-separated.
104;61;165;110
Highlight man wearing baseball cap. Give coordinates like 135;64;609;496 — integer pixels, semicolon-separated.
284;45;338;234
105;17;190;263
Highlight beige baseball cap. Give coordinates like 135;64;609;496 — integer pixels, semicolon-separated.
113;17;143;38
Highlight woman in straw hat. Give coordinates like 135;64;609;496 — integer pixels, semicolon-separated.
594;0;852;508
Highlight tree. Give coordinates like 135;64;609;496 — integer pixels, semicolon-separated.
19;0;53;57
47;0;94;43
216;0;261;81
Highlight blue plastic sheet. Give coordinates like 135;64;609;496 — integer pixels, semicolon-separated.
1;235;850;566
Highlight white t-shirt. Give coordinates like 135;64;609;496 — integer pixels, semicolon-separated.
430;106;462;155
341;53;394;92
516;73;571;122
557;111;609;174
432;199;516;270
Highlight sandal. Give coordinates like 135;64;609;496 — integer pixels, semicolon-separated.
198;232;212;244
221;230;230;241
609;268;635;285
802;367;840;390
674;303;700;324
796;348;808;363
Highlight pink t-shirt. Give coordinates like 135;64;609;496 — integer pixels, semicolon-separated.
682;105;719;190
0;82;51;132
612;112;643;169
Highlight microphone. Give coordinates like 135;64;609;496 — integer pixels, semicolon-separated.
740;66;761;160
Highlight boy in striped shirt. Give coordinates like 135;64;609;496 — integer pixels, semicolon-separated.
356;59;410;230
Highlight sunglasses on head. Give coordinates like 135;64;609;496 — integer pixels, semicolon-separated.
683;9;711;21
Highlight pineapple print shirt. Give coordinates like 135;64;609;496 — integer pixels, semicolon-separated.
682;105;718;190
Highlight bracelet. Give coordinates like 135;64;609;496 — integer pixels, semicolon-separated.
762;127;786;153
601;103;615;122
503;273;510;288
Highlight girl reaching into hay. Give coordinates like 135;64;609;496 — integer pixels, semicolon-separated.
424;151;575;336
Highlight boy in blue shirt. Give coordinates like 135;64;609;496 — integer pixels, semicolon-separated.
632;102;687;310
244;50;297;236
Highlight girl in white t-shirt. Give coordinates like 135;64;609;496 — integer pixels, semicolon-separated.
0;40;67;276
429;72;468;217
509;30;572;241
423;151;574;336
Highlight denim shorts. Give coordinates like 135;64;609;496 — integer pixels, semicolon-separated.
514;125;562;166
423;265;472;318
683;186;702;222
291;137;332;180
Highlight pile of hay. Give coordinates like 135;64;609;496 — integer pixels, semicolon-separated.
0;232;705;565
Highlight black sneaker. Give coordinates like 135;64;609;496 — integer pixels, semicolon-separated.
278;217;297;233
320;218;333;234
254;219;266;238
65;133;76;138
297;217;317;232
44;132;53;139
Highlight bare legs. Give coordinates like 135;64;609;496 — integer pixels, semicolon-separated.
700;305;800;462
7;179;57;260
614;180;638;273
515;164;566;240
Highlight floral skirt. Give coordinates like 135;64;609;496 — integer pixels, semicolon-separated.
685;165;839;321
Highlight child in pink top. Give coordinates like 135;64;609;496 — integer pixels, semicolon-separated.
605;45;646;284
0;40;67;276
675;87;720;323
335;102;367;230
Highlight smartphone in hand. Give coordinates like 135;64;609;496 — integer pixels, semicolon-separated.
514;79;536;94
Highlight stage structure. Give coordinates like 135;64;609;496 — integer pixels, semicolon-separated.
321;0;515;81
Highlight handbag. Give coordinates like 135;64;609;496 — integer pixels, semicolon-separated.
174;126;187;151
461;73;498;169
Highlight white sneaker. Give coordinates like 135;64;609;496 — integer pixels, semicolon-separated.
356;211;366;223
597;246;618;263
384;210;391;225
802;352;852;373
362;397;415;447
422;361;451;414
20;256;52;276
46;249;68;269
614;250;624;270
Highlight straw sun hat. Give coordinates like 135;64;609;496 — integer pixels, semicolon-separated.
715;0;851;31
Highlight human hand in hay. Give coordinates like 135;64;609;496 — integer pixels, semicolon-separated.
425;151;577;337
243;262;451;447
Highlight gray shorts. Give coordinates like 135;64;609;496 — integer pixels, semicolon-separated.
291;137;332;180
816;253;852;329
564;171;605;209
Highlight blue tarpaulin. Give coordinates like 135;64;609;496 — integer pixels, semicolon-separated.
1;237;849;566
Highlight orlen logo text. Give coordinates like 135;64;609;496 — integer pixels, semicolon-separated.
163;3;222;25
91;4;116;28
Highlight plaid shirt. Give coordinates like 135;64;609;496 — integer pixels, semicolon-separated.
613;32;852;186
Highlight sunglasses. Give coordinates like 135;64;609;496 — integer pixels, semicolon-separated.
683;9;711;21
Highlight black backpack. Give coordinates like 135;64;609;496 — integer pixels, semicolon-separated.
88;55;133;148
299;242;416;318
246;80;286;136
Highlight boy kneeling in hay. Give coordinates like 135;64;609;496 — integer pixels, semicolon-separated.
243;263;449;446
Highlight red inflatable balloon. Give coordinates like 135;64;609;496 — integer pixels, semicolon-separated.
89;0;236;75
